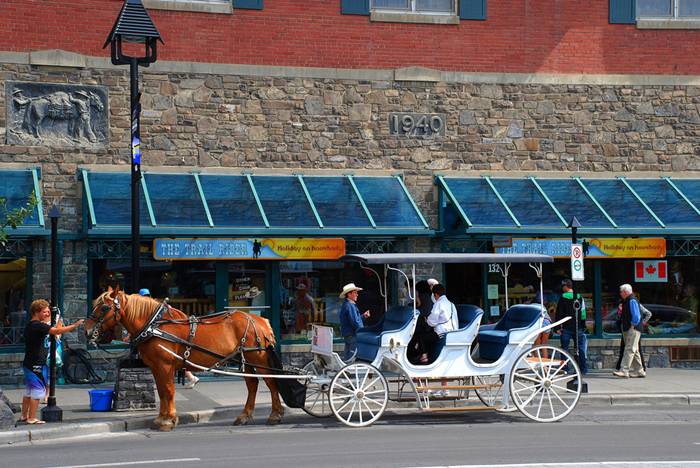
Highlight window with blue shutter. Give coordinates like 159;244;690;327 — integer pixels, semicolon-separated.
459;0;486;20
609;0;636;24
233;0;263;10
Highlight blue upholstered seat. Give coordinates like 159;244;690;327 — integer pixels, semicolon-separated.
355;305;414;362
477;303;543;361
428;304;484;362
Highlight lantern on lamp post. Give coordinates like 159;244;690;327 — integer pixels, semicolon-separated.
103;0;162;296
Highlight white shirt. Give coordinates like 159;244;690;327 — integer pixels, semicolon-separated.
426;295;458;335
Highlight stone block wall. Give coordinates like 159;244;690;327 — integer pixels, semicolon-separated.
2;58;700;355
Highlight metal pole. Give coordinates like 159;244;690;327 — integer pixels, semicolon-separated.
42;209;62;422
130;57;141;295
571;224;579;362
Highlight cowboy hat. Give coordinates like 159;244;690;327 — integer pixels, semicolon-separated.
339;283;362;298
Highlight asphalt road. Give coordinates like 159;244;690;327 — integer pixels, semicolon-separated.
3;405;700;468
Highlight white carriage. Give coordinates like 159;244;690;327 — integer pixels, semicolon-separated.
302;253;582;427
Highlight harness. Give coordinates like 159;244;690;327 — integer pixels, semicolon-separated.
108;297;277;372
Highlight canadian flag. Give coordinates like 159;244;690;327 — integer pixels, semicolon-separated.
635;260;668;283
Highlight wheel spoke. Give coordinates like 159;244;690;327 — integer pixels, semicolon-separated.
363;389;387;396
513;383;539;394
363;395;386;407
360;399;376;419
549;385;572;407
359;368;370;390
346;401;358;422
339;370;357;391
546;389;556;420
335;396;355;413
513;371;541;384
535;386;545;419
551;373;577;384
309;390;322;408
525;357;545;381
363;376;382;391
333;382;355;394
551;383;579;394
520;385;543;407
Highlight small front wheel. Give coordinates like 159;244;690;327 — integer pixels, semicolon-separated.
509;345;582;422
302;360;333;418
329;363;388;428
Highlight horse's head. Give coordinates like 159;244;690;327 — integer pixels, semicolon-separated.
85;286;125;345
89;92;105;112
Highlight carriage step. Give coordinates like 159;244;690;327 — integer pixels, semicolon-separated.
424;406;497;412
415;384;499;391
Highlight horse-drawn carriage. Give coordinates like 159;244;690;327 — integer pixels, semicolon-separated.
86;252;581;431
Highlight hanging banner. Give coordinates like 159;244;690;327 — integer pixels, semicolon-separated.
496;238;666;259
634;260;668;283
153;238;345;261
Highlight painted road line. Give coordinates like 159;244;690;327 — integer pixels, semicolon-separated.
45;458;201;468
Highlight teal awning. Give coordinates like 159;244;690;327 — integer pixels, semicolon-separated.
0;168;45;236
81;170;430;236
437;176;700;236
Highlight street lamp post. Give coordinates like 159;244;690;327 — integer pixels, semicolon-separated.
103;0;162;296
41;206;62;422
568;216;588;393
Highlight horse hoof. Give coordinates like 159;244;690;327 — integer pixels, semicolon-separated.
266;417;282;426
233;415;253;426
158;424;174;432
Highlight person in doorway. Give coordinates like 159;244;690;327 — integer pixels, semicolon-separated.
339;283;370;361
19;300;83;425
613;284;646;378
555;279;588;375
294;282;317;334
418;284;458;365
139;288;199;388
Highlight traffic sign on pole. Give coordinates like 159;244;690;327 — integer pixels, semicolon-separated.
571;243;584;281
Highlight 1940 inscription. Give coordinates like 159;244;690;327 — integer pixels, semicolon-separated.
389;113;445;137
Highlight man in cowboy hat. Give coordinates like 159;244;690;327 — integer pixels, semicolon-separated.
339;283;370;361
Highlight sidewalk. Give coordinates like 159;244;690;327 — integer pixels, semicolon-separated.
1;368;700;445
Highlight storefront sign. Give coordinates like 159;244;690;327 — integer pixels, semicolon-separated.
634;260;668;283
495;238;666;259
571;244;584;281
153;238;346;261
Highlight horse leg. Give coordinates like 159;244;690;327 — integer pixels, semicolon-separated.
151;366;178;431
262;377;285;426
233;376;258;426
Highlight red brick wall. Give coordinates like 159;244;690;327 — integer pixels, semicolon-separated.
1;0;699;75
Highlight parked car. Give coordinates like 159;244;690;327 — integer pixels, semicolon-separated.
602;303;697;334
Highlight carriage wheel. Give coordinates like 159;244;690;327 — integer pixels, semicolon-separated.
474;374;508;408
329;363;388;428
509;345;582;423
302;360;333;418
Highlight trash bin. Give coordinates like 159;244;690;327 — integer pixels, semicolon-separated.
88;389;114;412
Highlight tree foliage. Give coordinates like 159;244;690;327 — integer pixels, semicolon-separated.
0;192;38;247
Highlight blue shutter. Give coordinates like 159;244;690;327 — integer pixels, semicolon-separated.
609;0;636;24
341;0;369;15
460;0;486;20
233;0;263;9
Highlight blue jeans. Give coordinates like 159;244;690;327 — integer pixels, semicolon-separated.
343;335;357;361
560;328;588;375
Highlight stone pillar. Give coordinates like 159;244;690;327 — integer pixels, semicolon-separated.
112;363;157;411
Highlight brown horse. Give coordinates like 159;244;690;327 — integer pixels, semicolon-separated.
85;286;285;431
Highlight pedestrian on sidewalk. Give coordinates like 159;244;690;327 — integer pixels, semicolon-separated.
615;301;651;372
19;299;84;425
555;279;588;375
613;284;646;378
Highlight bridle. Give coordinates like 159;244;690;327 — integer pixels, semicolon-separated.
87;296;123;345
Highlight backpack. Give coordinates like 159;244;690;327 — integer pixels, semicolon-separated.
640;303;652;324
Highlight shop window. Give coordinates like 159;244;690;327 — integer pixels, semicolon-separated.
0;258;28;347
228;263;267;317
92;253;216;321
600;258;699;336
279;261;385;342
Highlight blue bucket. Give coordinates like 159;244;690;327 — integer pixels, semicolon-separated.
88;389;114;412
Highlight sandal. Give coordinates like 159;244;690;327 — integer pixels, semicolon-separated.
26;419;46;425
15;418;27;426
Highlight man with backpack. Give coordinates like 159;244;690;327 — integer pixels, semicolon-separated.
613;284;646;378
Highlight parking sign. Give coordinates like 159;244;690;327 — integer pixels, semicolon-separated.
571;244;584;281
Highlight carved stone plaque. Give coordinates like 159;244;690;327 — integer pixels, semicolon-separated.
6;81;109;147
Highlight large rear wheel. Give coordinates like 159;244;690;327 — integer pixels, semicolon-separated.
509;345;582;422
329;363;388;428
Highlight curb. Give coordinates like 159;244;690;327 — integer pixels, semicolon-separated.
2;393;699;444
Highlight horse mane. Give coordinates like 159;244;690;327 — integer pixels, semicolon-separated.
122;293;163;322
